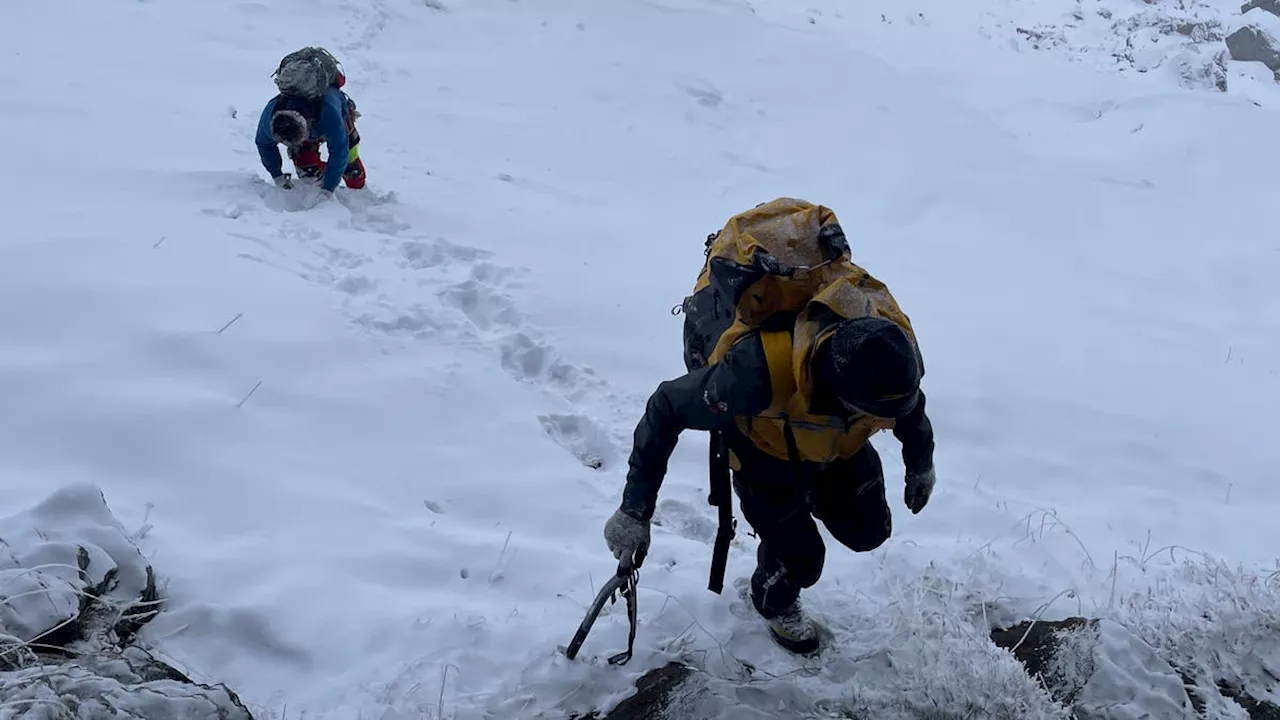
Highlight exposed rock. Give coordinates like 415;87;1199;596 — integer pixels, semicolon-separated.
567;661;846;720
1242;0;1280;19
569;663;711;720
1218;682;1280;720
1226;24;1280;72
1179;676;1280;720
991;618;1097;706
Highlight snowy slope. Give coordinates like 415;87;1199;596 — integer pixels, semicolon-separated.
3;0;1280;717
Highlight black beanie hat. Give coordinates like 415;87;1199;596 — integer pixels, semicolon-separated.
815;316;921;418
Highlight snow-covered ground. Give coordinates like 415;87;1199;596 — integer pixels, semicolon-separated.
3;0;1280;717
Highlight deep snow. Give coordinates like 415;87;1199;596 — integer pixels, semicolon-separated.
3;0;1280;717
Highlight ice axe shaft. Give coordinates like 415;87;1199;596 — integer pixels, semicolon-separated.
564;556;640;665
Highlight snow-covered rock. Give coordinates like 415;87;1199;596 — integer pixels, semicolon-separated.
1110;558;1280;718
1172;47;1231;91
568;663;715;720
1;647;252;720
0;483;156;654
1063;620;1194;720
1226;11;1280;74
991;618;1195;718
993;560;1280;720
1241;0;1280;19
0;485;252;719
998;0;1235;91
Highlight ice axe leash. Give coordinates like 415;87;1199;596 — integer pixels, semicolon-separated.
564;551;642;666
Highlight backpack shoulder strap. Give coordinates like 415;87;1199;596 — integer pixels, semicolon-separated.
759;329;797;410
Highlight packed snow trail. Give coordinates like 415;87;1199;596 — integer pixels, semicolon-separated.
3;0;1280;717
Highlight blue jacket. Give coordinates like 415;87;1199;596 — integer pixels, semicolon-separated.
255;87;351;192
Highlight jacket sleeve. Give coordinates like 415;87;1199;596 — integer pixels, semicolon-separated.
317;92;349;192
255;99;284;179
892;389;935;477
619;333;772;522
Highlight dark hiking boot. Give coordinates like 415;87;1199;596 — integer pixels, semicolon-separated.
762;601;819;655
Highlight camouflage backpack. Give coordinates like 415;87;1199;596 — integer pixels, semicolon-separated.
273;47;346;100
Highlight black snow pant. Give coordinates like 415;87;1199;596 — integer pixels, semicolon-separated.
732;442;892;619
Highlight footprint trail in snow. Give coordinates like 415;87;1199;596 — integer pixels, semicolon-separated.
213;177;640;472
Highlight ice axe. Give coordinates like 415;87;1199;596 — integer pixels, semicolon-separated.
563;548;644;666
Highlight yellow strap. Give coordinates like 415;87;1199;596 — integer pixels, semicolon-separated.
760;331;796;410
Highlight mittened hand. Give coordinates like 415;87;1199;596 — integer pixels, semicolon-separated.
904;467;936;514
273;174;294;189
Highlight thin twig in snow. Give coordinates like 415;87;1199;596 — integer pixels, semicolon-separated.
236;380;264;408
216;312;244;334
1108;550;1119;611
438;662;458;720
489;530;513;583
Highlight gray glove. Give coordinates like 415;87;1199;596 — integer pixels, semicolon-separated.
603;509;650;568
905;467;936;514
273;174;294;189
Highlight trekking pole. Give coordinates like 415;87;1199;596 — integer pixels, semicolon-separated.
563;553;641;666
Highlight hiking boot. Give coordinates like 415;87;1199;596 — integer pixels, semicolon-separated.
763;601;819;655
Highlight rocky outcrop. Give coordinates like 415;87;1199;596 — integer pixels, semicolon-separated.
0;484;254;719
